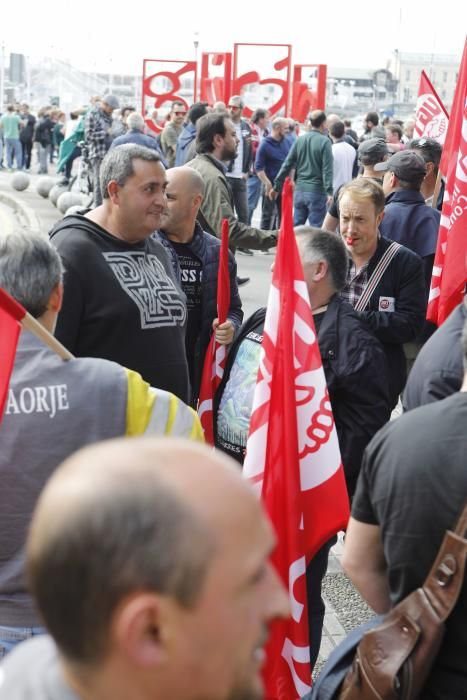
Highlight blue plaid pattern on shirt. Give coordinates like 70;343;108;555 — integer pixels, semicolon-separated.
341;259;369;308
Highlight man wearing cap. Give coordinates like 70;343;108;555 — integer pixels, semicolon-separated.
84;93;120;206
408;137;444;209
323;138;389;233
376;151;440;326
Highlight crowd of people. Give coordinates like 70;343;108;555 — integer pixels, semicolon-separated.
0;88;465;700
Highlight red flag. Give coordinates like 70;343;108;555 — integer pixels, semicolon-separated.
414;70;449;144
243;179;350;698
0;288;26;422
198;219;231;443
427;40;467;326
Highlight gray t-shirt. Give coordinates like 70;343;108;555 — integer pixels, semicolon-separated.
0;637;79;699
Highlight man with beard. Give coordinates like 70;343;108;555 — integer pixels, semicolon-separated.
0;438;289;700
188;113;278;254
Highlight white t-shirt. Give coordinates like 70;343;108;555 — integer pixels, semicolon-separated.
332;141;356;192
229;122;244;178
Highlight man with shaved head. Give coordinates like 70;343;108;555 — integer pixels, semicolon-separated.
155;166;243;403
0;438;289;699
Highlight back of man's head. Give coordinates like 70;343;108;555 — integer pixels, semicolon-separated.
365;112;379;127
26;439;228;665
188;101;209;126
126;112;145;132
309;110;326;129
408;137;442;174
195;113;227;154
330;121;345;140
0;230;63;318
295;227;349;293
100;143;161;199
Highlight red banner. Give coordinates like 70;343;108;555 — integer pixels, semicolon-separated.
427;41;467;325
291;65;327;123
0;288;26;422
200;52;232;106
197;220;231;444
414;70;449;144
244;180;349;698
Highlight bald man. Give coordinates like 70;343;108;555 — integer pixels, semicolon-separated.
0;438;289;700
155;166;243;404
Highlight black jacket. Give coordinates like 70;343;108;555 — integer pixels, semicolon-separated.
215;296;390;497
403;300;466;412
155;224;243;402
351;236;426;407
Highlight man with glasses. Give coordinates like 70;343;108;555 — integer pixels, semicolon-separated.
161;101;187;168
226;95;254;254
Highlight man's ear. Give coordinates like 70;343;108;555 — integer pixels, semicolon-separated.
376;209;385;227
111;593;169;668
107;180;120;203
314;260;328;282
425;162;434;178
49;283;63;314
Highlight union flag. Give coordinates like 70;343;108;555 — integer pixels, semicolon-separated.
243;179;349;698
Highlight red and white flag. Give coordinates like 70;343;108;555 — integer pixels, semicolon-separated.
414;70;449;144
243;179;350;698
198;219;231;443
0;289;26;422
427;40;467;326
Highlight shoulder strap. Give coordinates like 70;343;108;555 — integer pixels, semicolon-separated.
354;241;401;312
423;500;467;622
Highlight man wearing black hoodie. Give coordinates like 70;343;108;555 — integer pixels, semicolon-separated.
49;144;190;403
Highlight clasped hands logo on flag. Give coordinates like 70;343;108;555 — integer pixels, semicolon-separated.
244;179;349;699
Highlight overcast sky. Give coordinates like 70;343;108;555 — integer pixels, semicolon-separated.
2;2;466;75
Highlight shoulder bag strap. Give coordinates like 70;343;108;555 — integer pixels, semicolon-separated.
354;241;401;312
423;500;467;622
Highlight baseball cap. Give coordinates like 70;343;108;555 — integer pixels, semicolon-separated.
102;94;120;110
357;138;388;164
374;150;427;181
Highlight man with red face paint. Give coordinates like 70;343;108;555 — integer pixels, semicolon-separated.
338;178;426;409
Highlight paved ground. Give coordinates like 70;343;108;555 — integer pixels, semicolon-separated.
0;166;376;672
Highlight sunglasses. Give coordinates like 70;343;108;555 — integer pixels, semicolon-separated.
228;105;240;111
174;111;186;117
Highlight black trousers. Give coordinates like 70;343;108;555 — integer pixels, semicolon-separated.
226;176;249;225
305;535;337;670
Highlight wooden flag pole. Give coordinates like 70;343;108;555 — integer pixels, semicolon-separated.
21;313;74;360
431;169;444;209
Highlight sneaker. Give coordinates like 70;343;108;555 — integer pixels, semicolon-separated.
261;249;273;255
238;248;254;256
237;276;250;287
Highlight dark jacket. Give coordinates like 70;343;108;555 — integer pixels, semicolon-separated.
403;300;466;412
255;135;291;183
109;129;167;166
19;114;36;143
175;123;197;166
380;189;440;302
227;118;253;174
34;116;54;147
155;223;243;400
214;296;390;497
350;236;426;407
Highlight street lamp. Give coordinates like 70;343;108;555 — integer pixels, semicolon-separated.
193;31;199;102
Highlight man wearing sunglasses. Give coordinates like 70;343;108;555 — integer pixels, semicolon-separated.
161;101;187;168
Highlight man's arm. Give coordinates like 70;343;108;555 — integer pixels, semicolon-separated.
321;139;334;196
322;212;339;233
273;139;298;194
201;171;277;250
342;517;391;614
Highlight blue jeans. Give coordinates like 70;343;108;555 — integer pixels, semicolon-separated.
247;174;262;224
5;138;22;169
0;625;46;658
293;190;327;228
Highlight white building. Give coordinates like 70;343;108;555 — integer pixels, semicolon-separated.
389;51;460;109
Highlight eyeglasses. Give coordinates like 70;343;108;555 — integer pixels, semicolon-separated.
228;105;240;111
174;111;186;117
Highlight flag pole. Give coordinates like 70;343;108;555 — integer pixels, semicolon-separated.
21;313;74;361
0;288;73;361
431;169;444;209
